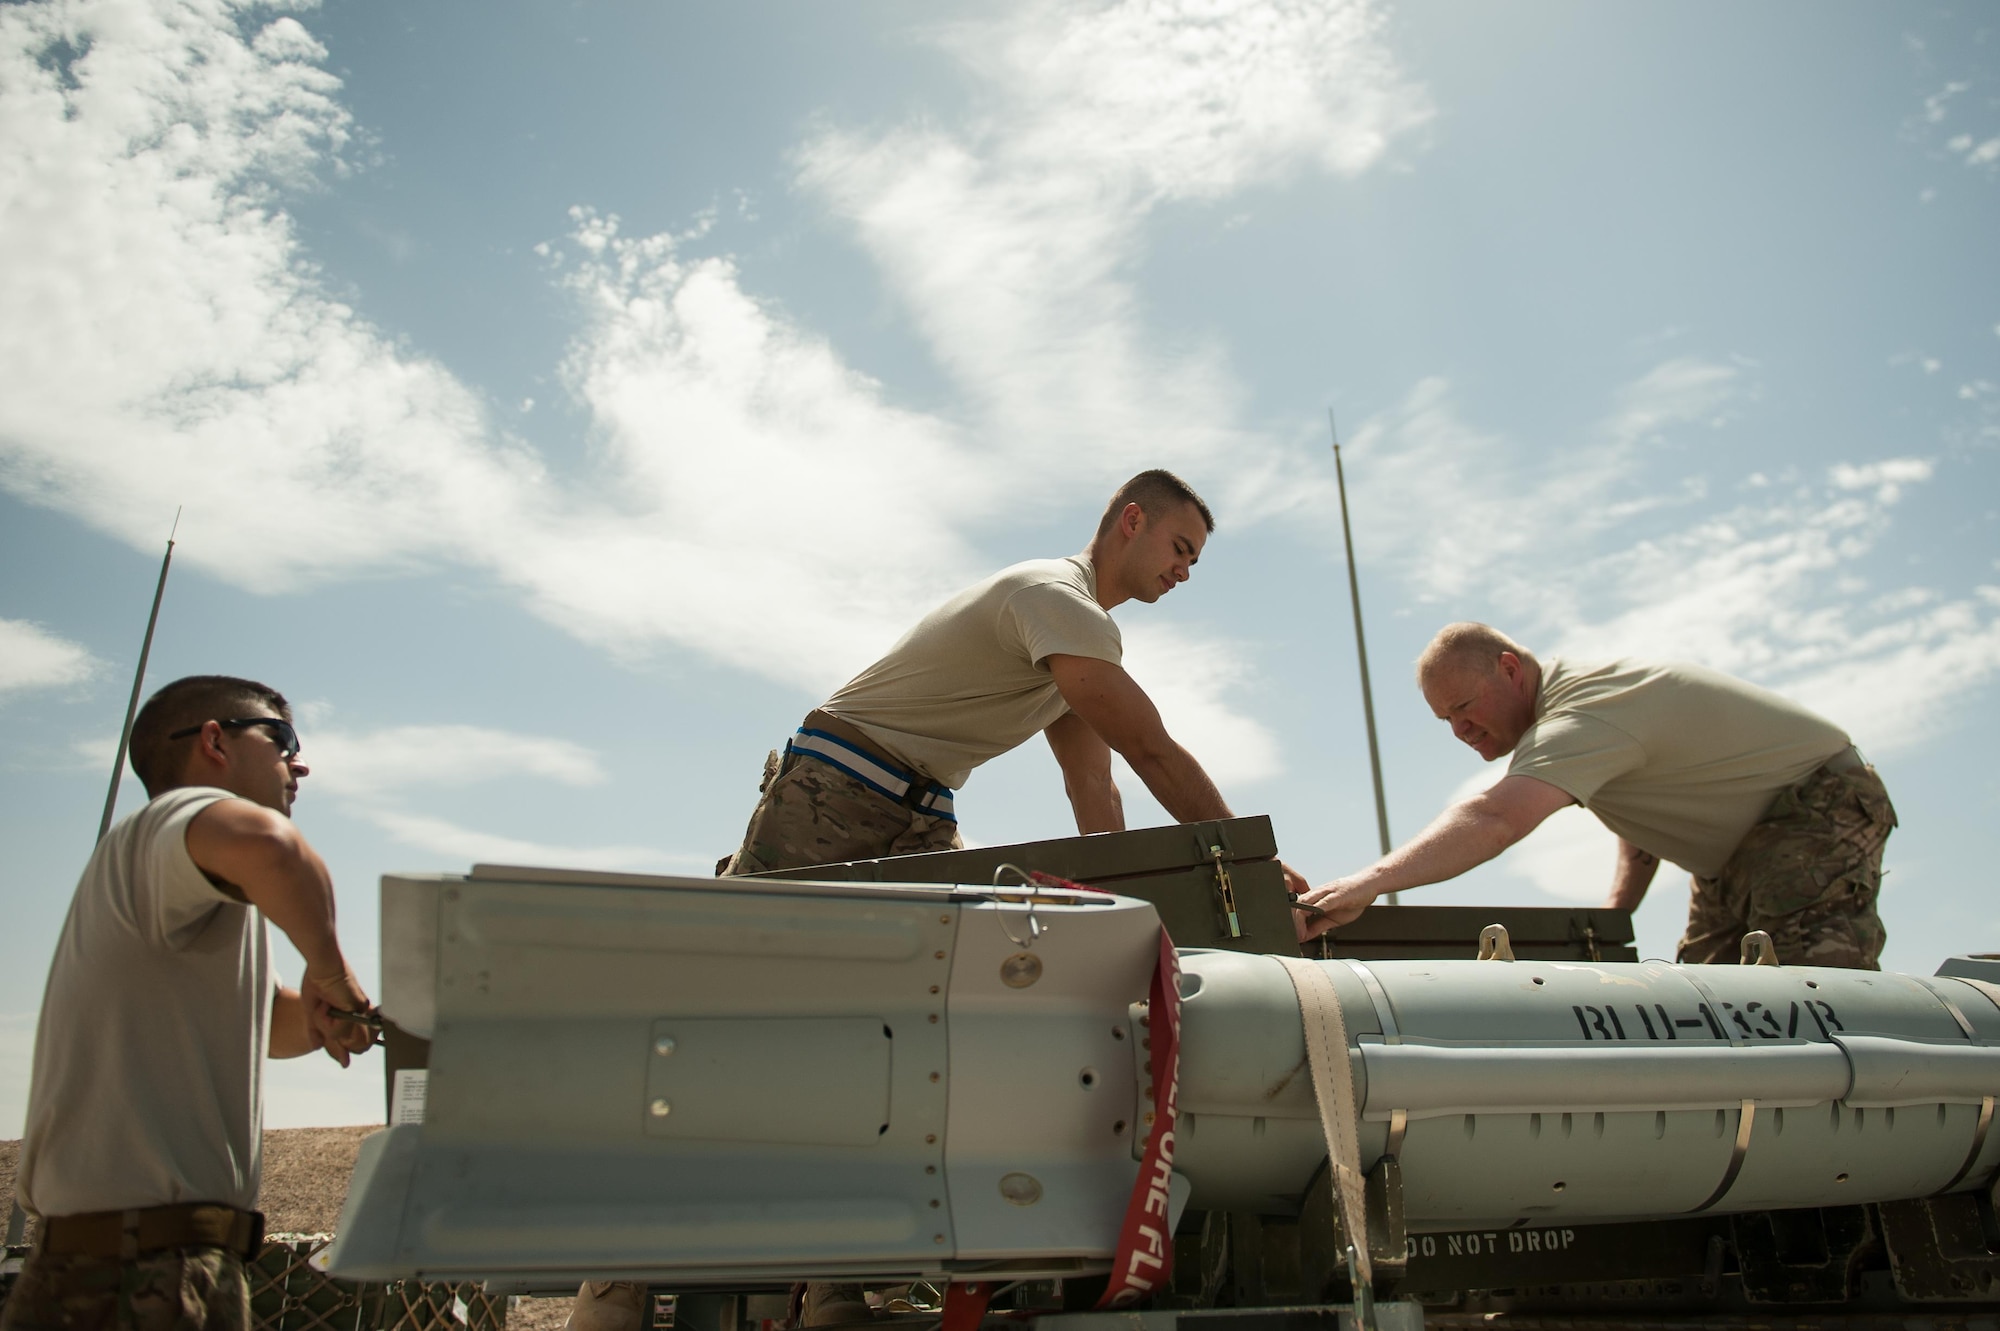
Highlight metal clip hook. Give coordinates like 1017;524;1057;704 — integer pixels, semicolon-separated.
1739;930;1780;967
991;862;1045;950
326;1005;389;1048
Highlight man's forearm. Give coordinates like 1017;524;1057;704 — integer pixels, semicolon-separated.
1607;839;1661;910
1349;800;1520;897
226;827;350;978
251;861;347;976
1066;774;1125;834
268;987;318;1058
1127;742;1233;824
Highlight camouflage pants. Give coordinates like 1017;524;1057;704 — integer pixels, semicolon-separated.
0;1247;248;1331
1678;760;1896;969
722;747;961;875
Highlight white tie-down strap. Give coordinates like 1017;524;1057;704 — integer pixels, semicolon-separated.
1273;955;1372;1289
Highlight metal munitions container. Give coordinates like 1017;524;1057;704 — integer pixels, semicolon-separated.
328;867;2000;1285
1173;948;2000;1228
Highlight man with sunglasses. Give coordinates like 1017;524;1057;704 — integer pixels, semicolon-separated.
6;675;374;1331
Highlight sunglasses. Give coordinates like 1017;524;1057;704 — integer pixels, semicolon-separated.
168;717;302;760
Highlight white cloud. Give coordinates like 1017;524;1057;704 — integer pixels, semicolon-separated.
0;617;100;695
301;724;608;798
795;0;1430;495
1601;356;1741;447
1340;369;2000;760
1830;456;1933;502
1121;622;1280;787
1330;358;1742;607
0;0;1417;790
352;808;674;873
299;721;690;872
1921;81;1969;125
0;0;534;590
527;208;990;684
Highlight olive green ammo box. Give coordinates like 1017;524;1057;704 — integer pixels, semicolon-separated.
740;815;1637;962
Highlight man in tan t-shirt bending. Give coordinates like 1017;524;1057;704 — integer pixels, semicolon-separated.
562;471;1306;1331
723;468;1307;888
1294;622;1895;969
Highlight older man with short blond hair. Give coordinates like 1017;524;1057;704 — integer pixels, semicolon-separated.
1298;623;1895;969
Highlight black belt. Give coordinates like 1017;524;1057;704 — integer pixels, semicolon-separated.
39;1203;264;1260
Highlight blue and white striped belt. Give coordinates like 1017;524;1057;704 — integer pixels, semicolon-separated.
787;726;956;822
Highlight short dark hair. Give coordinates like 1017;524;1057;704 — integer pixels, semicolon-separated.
129;675;290;797
1095;469;1216;539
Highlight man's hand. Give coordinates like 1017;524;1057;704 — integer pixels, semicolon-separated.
1294;876;1379;940
1280;862;1310;899
302;968;375;1067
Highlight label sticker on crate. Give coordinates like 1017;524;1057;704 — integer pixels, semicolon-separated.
393;1069;428;1124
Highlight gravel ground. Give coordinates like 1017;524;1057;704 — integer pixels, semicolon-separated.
2;1130;576;1330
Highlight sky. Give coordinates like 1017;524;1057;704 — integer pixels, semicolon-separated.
1;0;1996;1135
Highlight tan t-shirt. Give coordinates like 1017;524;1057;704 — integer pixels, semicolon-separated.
19;786;273;1217
1507;656;1850;876
822;556;1123;789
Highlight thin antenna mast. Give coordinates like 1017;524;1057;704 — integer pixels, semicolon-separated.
98;508;181;842
1330;412;1396;903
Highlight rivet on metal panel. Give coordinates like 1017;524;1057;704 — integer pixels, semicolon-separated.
940;915;950;924
934;1235;946;1245
1739;931;1780;967
1000;952;1042;988
929;1199;941;1208
998;1173;1043;1206
928;1013;939;1023
653;1037;676;1057
929;1072;941;1082
648;1099;671;1118
926;1165;937;1175
1477;924;1516;962
926;1134;937;1144
929;985;940;995
1113;1119;1127;1135
934;950;947;960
